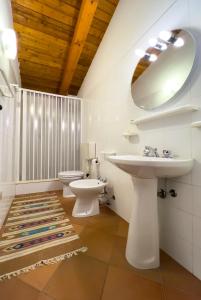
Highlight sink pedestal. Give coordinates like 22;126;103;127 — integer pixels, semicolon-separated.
108;154;193;270
126;177;159;269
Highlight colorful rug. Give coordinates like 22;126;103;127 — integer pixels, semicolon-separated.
0;192;87;281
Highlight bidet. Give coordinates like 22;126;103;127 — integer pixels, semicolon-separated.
69;179;107;217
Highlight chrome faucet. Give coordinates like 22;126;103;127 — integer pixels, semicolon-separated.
143;146;159;157
162;149;173;158
98;176;107;183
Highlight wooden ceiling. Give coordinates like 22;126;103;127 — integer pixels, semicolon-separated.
11;0;119;95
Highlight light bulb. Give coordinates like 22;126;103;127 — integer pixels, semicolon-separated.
149;54;158;62
160;42;167;51
1;28;17;60
174;37;184;47
149;39;167;51
149;38;158;47
159;30;172;41
135;49;145;58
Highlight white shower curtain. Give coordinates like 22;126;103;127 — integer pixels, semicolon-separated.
19;89;82;181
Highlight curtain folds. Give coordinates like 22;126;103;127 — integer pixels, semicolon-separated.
19;90;81;181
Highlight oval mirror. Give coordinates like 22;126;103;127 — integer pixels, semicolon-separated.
131;29;196;110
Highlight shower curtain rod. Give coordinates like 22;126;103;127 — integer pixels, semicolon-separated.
13;85;82;100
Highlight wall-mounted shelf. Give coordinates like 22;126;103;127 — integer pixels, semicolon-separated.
123;132;138;137
191;121;201;128
100;151;116;160
134;105;200;125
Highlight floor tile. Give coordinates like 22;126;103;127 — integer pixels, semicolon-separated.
60;197;75;213
116;217;129;237
37;292;55;300
160;250;173;263
1;191;201;300
164;286;201;300
19;262;61;291
71;223;85;235
81;226;115;263
0;277;39;300
160;259;201;297
101;265;164;300
85;207;119;234
44;254;108;300
110;236;162;284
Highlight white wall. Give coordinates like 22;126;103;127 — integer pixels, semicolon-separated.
79;0;201;279
0;0;20;227
16;180;63;195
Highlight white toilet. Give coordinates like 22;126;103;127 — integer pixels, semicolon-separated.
69;179;107;217
58;171;84;197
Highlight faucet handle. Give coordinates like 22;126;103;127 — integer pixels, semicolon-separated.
98;176;107;183
162;149;173;158
143;146;151;156
102;177;107;183
154;148;159;157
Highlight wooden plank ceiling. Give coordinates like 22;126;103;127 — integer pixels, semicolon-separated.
11;0;119;95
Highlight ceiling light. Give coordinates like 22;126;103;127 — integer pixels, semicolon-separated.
159;42;167;51
135;49;145;58
149;38;167;51
174;37;184;47
159;30;172;41
149;38;158;47
1;28;17;60
149;54;158;62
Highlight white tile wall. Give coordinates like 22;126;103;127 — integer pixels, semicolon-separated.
79;0;201;279
193;246;201;279
193;186;201;217
16;180;63;195
0;0;20;227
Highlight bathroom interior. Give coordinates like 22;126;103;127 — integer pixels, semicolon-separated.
0;0;201;299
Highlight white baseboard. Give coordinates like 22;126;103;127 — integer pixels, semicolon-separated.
16;179;63;195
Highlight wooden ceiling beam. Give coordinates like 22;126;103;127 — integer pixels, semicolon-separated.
59;0;99;95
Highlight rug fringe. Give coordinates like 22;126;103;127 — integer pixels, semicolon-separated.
0;246;88;282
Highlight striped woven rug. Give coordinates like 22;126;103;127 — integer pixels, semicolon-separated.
0;192;87;281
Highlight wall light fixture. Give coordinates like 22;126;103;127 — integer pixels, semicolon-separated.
0;28;17;60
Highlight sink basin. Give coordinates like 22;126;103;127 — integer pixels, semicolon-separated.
108;155;193;179
108;155;194;270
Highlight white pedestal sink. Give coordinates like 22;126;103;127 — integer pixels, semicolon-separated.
108;155;193;269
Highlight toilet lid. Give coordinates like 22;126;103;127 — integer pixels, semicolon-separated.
58;171;84;178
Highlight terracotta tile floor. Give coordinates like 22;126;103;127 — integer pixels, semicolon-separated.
0;191;201;300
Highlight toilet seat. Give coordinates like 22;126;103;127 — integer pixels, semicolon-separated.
70;179;105;190
58;171;84;198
